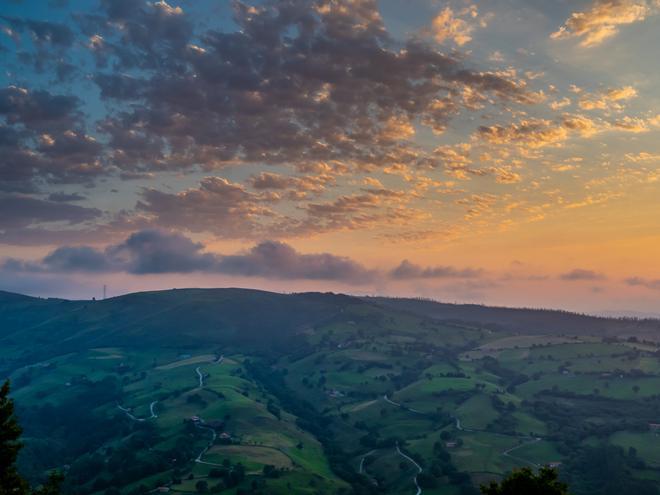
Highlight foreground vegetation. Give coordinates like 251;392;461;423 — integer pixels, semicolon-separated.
2;288;660;494
1;380;62;495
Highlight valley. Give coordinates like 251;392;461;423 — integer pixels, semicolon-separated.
3;289;660;494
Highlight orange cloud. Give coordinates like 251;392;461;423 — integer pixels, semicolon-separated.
431;6;480;46
551;0;654;47
578;85;638;111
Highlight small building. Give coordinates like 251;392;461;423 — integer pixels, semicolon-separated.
547;462;562;468
219;432;232;440
190;415;201;423
649;423;660;431
445;442;457;448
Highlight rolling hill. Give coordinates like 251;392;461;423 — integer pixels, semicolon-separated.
3;289;660;495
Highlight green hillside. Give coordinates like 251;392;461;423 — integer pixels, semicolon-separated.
3;289;660;494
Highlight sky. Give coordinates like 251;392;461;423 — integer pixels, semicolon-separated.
1;0;660;315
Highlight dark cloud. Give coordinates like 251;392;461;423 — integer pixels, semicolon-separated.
100;0;192;53
1;17;75;46
0;195;101;230
2;225;497;290
390;259;483;279
0;87;102;191
43;246;114;272
2;230;216;274
2;229;377;282
79;0;192;71
2;227;499;288
107;229;216;274
1;16;78;82
0;86;79;130
0;195;103;247
560;269;606;281
94;73;146;100
216;240;377;282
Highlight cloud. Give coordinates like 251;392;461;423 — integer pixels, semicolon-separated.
0;194;101;231
133;176;422;240
294;190;422;236
477;119;570;148
431;6;479;46
475;110;654;150
136;177;275;239
0;0;555;247
560;268;606;281
0;86;79;130
390;259;483;279
249;171;331;198
42;246;115;272
216;240;377;282
2;230;212;274
578;85;638;111
0;86;102;192
2;229;498;287
1;16;75;46
77;0;536;177
3;229;377;283
107;229;217;274
47;192;86;202
551;0;655;47
625;277;660;290
625;152;660;162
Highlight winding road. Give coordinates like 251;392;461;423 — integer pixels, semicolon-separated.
196;366;205;388
501;437;542;467
117;400;158;422
192;356;228;465
382;394;423;414
194;422;219;465
378;393;544;492
359;449;376;474
396;442;422;495
454;416;476;432
115;351;228;479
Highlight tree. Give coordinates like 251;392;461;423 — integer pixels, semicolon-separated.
32;473;65;495
0;380;29;495
0;380;63;495
481;467;569;495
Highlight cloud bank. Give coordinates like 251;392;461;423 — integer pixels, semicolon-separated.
2;229;481;285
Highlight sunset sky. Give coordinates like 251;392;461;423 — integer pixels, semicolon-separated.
1;0;660;314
